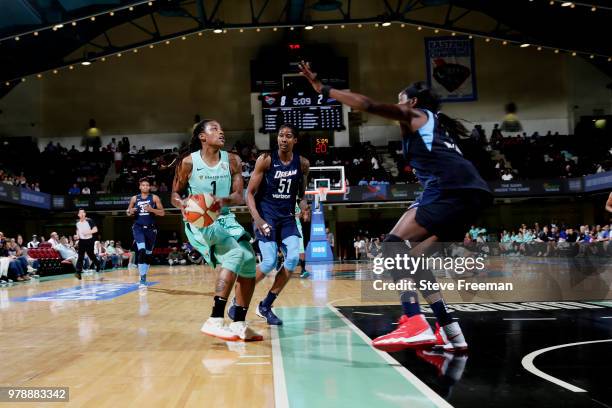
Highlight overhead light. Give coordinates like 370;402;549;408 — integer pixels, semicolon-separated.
502;40;508;45
15;36;20;41
129;6;134;11
590;54;594;59
21;78;26;82
256;28;261;32
5;82;9;86
434;29;439;33
133;49;138;52
223;29;227;33
357;24;362;28
468;35;473;39
197;32;202;36
90;16;96;21
591;6;597;11
72;21;77;26
571;51;577;56
53;69;58;74
451;32;456;36
149;44;155;48
213;28;222;34
100;57;106;61
520;43;530;48
37;74;42;78
381;21;391;27
53;24;63;30
340;24;345;28
554;49;560;53
400;23;405;28
117;53;122;57
181;36;186;40
68;65;74;70
608;57;612;62
148;1;153;5
81;61;91;66
305;25;314;30
570;3;576;7
561;2;573;6
537;46;542;51
165;40;170;44
324;25;328;29
34;31;39;36
290;27;294;30
417;26;422;30
485;38;491;42
273;27;278;31
239;28;244;32
109;11;114;16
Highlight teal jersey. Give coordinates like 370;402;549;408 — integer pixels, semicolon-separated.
188;149;232;215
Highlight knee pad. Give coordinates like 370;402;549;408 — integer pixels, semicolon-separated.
259;256;277;274
283;254;299;272
258;241;278;274
137;248;147;264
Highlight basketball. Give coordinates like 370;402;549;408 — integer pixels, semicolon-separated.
183;194;220;228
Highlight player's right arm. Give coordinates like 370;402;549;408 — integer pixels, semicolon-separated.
606;192;612;213
126;196;137;216
246;154;272;236
171;155;193;209
298;61;427;132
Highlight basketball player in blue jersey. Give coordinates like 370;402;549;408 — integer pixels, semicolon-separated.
126;177;165;287
172;119;262;342
229;124;310;326
300;62;492;352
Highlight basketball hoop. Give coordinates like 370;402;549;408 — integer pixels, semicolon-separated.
317;186;329;202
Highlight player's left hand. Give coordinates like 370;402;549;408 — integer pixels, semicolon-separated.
143;204;153;212
298;61;323;93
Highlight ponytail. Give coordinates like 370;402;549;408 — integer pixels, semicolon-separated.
402;81;468;140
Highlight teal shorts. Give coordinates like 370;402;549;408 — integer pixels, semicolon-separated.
185;213;256;278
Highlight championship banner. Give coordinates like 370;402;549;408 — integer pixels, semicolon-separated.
425;36;477;102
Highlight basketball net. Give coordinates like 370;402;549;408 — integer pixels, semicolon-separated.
315;187;328;211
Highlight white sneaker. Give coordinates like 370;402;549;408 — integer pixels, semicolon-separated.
27;266;37;273
228;321;264;342
434;322;468;352
201;317;239;341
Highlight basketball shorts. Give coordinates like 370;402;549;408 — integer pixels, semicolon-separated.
132;224;157;252
410;189;492;242
255;214;301;243
184;213;256;278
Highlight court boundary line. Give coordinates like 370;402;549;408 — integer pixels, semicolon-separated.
270;325;289;408
521;339;612;393
326;303;453;408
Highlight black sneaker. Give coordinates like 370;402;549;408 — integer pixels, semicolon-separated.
75;271;82;280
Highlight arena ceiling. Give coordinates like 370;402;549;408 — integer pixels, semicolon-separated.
1;0;611;96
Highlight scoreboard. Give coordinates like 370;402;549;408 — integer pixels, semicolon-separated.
261;90;344;132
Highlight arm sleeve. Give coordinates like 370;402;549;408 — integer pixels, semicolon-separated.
87;218;96;229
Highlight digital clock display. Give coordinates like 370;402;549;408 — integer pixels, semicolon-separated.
314;138;329;155
261;90;344;132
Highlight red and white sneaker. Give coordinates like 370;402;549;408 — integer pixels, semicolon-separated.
372;314;436;352
434;322;468;353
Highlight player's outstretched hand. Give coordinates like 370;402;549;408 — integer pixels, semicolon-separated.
126;208;137;216
298;61;323;93
255;218;272;237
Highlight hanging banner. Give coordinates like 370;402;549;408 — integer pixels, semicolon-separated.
425;36;477;102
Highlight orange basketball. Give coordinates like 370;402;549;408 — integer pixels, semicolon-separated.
183;194;220;228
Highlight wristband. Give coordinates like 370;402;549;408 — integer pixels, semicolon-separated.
321;85;332;99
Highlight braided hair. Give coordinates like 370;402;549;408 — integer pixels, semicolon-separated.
401;81;468;140
169;119;216;168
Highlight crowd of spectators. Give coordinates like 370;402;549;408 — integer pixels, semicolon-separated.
2;116;610;196
464;222;612;257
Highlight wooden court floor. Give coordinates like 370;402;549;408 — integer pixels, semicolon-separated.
0;258;610;408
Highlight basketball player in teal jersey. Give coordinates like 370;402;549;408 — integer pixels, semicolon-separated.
172;119;262;342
